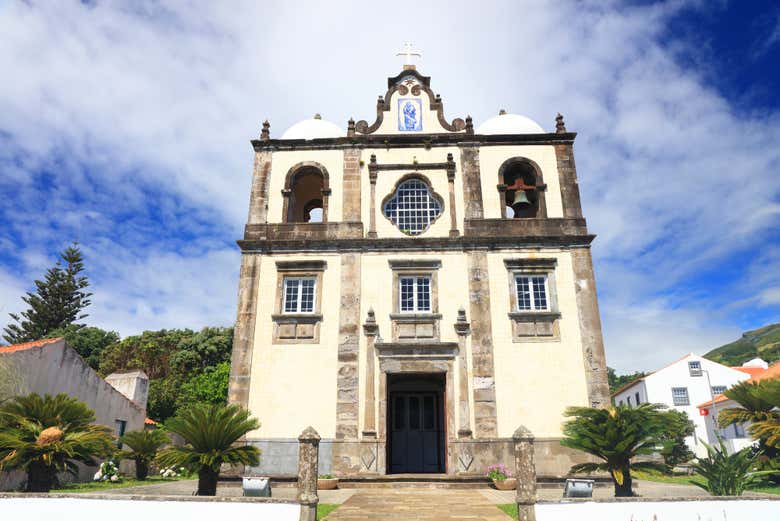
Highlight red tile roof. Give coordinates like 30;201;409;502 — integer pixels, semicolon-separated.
144;417;158;426
698;360;780;409
0;337;62;354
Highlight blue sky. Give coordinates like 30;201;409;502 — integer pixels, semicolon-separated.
1;1;778;372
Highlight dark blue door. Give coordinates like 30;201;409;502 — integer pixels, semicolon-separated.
389;392;443;473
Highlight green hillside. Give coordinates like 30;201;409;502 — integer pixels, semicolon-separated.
703;323;780;366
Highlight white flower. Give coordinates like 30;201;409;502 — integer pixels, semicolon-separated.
93;472;102;481
110;475;119;482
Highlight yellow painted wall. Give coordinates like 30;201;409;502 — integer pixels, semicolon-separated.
488;250;590;438
247;253;341;438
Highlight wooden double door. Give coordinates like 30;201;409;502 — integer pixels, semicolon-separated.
388;391;445;473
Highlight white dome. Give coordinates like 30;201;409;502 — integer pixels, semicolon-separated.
281;117;344;139
476;113;545;135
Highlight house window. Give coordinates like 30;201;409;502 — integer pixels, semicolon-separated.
672;387;690;406
711;385;727;396
626;396;632;407
283;277;316;313
399;276;431;313
272;261;326;344
514;275;549;311
635;392;641;405
688;361;702;377
733;422;745;438
383;178;443;235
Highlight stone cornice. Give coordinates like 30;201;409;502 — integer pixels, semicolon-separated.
237;234;596;253
251;132;577;152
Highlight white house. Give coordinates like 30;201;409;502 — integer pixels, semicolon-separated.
612;354;754;457
697;358;778;454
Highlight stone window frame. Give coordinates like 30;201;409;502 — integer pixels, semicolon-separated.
281;162;332;224
671;387;690;406
380;173;446;236
388;259;442;342
271;260;326;344
504;258;561;342
497;157;548;219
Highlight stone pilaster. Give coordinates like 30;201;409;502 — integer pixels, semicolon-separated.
513;425;537;521
362;309;379;437
297;426;320;521
335;253;361;442
446;153;459;237
342;148;362;222
571;248;610;407
454;308;472;438
368;157;378;238
554;143;583;219
247;151;272;224
459;145;484;220
227;253;261;408
467;251;498;437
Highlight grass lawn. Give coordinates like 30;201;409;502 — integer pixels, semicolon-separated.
52;475;190;493
317;503;339;519
497;504;517;518
632;469;705;487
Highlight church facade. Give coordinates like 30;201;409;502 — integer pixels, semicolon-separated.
228;66;609;477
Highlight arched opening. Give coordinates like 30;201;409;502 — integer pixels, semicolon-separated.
498;158;546;219
282;163;330;223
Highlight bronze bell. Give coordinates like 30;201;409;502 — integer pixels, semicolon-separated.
511;189;531;208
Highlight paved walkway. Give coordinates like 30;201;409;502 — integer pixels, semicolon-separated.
325;489;510;520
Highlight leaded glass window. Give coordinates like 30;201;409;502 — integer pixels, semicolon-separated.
283;277;316;313
399;276;431;312
514;275;549;311
383;178;442;235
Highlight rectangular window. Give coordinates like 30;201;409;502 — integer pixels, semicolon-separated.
114;419;127;448
711;385;727;396
626;396;632;407
283;277;316;313
688;361;702;377
672;387;690;406
514;275;549;311
635;392;641;405
399;276;431;312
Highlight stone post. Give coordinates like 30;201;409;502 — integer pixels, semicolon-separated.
513;425;537;521
297;426;320;521
454;307;472;438
362;309;379;437
446;153;459;237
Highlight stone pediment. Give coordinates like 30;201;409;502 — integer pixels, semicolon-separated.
355;69;468;135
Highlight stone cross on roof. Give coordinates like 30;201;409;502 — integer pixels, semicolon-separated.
396;42;422;70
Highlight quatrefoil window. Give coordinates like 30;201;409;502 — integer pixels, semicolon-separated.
382;177;443;235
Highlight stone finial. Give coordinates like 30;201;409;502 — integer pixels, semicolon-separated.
347;117;356;137
369;154;377;165
260;120;270;140
366;308;376;323
465;115;474;134
457;307;467;322
298;426;321;442
512;425;534;441
555;113;566;133
446;152;454;163
499;109;507;115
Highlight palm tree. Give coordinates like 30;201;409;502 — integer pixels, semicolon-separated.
719;379;780;447
156;403;260;495
561;403;669;497
119;429;170;480
0;393;114;492
691;438;773;496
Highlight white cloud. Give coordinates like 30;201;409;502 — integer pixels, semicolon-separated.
0;1;777;371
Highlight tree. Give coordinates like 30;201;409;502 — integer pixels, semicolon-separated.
157;403;260;496
607;367;647;393
177;362;230;409
691;439;774;496
658;409;696;466
119;429;170;480
0;393;114;492
46;325;119;370
719;379;780;448
561;404;669;497
3;243;92;344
